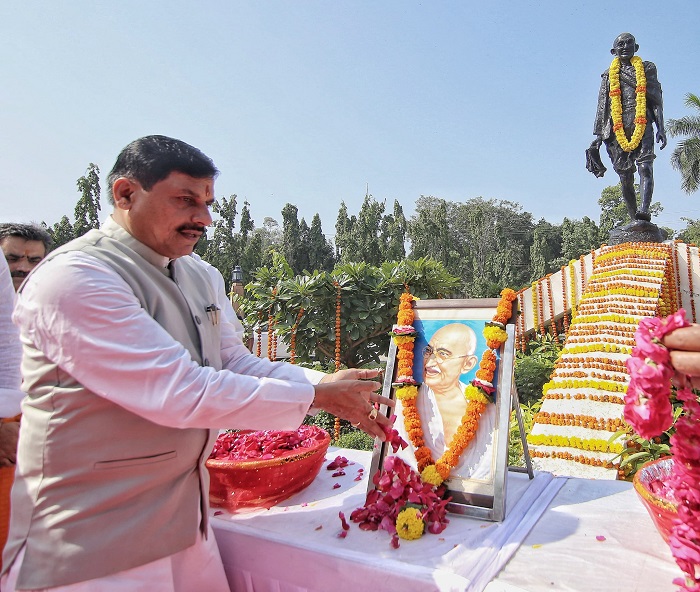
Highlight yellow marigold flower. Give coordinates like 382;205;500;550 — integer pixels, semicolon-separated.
392;335;416;345
395;385;418;401
483;325;508;345
421;464;444;486
464;385;491;404
395;507;425;540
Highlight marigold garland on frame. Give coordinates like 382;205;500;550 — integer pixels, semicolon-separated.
394;288;516;486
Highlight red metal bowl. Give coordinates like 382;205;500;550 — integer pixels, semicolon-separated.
206;429;331;512
632;457;678;544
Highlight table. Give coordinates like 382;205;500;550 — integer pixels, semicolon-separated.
484;477;679;592
211;448;680;592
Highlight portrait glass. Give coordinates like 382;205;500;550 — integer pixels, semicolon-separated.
371;298;516;521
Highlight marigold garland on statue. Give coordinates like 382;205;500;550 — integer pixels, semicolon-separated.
394;288;516;486
609;55;647;152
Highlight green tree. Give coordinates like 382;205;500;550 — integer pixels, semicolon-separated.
382;200;407;262
598;183;662;235
334;201;353;261
352;195;385;266
407;196;463;275
48;215;75;249
240;232;266;278
559;217;602;263
334;195;405;266
241;257;460;367
307;214;335;272
203;195;243;289
281;203;305;274
73;163;101;238
297;217;311;273
676;217;700;246
261;217;282;250
529;220;562;282
239;201;255;240
410;197;534;297
667;92;700;194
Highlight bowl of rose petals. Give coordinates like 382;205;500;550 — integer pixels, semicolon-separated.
206;425;331;512
632;457;678;544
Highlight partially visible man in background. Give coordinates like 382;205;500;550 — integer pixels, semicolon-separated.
0;255;24;570
0;224;52;292
0;225;49;570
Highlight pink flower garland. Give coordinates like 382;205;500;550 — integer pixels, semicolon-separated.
669;385;700;591
626;309;700;590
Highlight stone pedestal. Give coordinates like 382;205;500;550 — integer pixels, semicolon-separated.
608;219;668;245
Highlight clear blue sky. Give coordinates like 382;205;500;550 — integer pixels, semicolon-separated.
1;1;698;238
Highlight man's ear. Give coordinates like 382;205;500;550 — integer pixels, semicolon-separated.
461;355;477;374
112;178;137;210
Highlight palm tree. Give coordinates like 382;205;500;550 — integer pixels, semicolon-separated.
667;92;700;194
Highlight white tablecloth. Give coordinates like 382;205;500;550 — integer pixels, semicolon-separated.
484;477;680;592
212;447;563;592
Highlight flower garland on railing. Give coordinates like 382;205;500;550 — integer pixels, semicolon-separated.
549;276;560;341
537;280;547;338
625;309;700;590
289;308;304;365
569;260;578;318
673;242;683;313
266;292;276;361
609;55;647;152
531;281;539;337
333;280;342;441
393;288;516;487
561;266;570;335
686;244;697;322
517;290;526;352
255;312;263;358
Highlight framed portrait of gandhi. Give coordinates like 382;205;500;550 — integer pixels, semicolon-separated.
369;298;516;521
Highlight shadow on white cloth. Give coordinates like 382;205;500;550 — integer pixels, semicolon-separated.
212;447;565;592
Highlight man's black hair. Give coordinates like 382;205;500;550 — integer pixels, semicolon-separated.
0;223;53;251
107;135;219;203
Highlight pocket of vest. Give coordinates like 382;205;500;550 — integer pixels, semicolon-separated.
93;450;177;470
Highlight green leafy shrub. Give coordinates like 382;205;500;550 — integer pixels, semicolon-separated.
613;393;684;480
336;430;374;451
509;400;541;467
514;334;562;405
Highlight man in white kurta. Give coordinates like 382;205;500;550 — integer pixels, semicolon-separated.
2;135;390;592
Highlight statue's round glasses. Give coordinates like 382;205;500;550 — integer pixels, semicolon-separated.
422;345;471;363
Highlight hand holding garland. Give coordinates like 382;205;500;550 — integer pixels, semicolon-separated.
662;323;700;391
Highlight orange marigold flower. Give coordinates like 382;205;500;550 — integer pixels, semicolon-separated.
475;368;493;381
397;311;413;325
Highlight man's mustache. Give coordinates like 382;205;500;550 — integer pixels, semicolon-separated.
10;270;29;279
177;224;206;234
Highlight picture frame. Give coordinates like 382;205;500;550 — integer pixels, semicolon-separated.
369;298;516;521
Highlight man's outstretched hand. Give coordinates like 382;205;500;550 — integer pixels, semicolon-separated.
314;368;394;441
